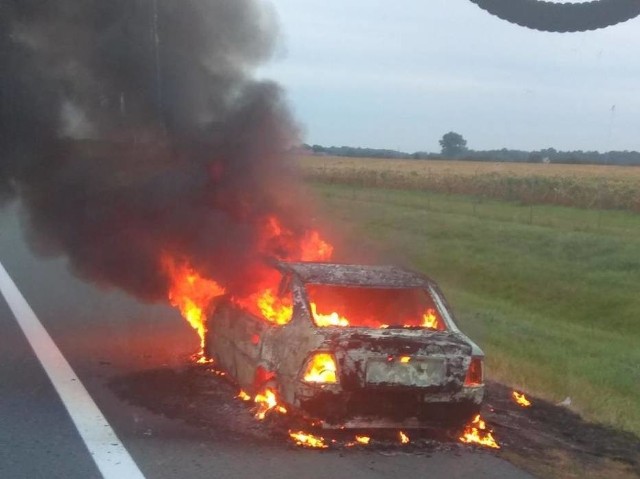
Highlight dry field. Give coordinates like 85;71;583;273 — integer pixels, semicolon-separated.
300;155;640;212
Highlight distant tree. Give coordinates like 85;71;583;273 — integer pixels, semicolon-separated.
439;132;467;157
299;141;640;166
528;152;543;163
311;144;326;154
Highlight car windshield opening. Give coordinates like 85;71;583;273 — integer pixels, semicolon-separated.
304;284;446;330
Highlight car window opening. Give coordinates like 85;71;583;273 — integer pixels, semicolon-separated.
305;285;446;330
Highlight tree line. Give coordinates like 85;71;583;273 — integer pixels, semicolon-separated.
302;131;640;166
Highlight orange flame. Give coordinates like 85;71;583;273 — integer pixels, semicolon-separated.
309;297;441;330
254;388;287;420
237;390;251;401
300;230;334;261
163;216;334;348
399;431;410;444
162;255;226;354
162;214;336;367
346;435;372;447
289;431;328;449
459;415;500;449
255;289;293;325
422;308;439;329
261;216;333;263
303;353;338;383
311;304;442;329
512;391;532;407
310;303;349;327
233;217;334;324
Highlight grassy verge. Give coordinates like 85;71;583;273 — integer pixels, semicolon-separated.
310;182;640;434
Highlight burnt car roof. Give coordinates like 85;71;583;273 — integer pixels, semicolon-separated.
276;261;433;288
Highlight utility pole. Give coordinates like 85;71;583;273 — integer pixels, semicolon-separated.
152;0;164;130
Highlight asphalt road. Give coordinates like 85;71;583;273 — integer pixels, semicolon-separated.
0;202;535;479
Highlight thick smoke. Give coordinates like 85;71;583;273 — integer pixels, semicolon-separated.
0;0;309;300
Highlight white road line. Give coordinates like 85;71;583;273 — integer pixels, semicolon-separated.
0;261;146;479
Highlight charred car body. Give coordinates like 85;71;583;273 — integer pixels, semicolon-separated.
205;262;485;428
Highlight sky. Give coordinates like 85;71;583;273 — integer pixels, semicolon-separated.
257;0;640;153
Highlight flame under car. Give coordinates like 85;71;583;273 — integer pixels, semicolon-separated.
205;262;485;428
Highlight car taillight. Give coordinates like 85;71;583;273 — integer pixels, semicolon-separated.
303;352;338;384
464;357;483;386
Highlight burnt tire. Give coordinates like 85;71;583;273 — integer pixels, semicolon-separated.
468;0;640;32
429;403;482;429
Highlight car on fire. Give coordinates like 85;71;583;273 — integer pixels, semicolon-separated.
205;261;485;428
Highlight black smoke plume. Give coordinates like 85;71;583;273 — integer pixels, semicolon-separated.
0;0;309;300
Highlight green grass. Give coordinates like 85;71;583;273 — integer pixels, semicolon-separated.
310;182;640;434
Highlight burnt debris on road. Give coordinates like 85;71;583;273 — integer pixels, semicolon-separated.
110;362;640;478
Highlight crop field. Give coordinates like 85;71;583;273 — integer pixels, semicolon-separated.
300;155;640;212
307;179;640;436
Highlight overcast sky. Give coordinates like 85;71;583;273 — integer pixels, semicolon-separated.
258;0;640;153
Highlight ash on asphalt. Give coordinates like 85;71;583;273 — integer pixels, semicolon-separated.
109;362;640;476
109;362;463;453
483;381;640;478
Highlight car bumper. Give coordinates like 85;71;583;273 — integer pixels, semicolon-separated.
294;383;484;427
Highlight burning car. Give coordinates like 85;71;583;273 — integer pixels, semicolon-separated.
205;261;485;428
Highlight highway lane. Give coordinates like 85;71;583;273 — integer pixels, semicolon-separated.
0;293;102;479
0;202;535;479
